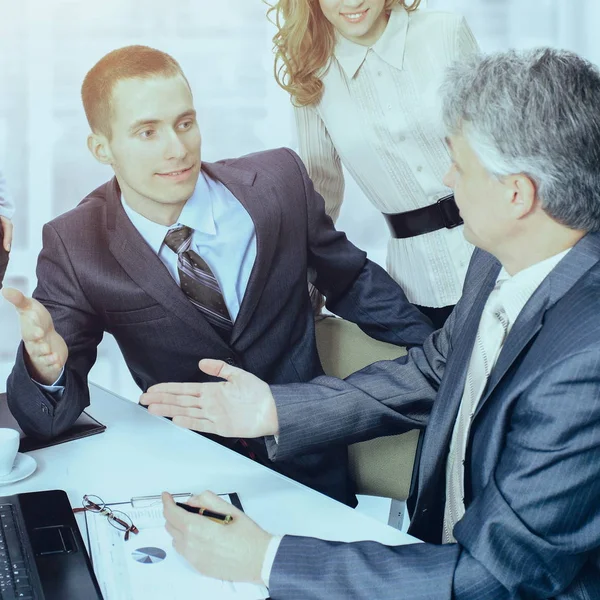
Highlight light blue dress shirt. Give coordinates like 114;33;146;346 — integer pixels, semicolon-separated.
38;170;257;394
121;170;257;321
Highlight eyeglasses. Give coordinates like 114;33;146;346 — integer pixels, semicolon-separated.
73;494;139;541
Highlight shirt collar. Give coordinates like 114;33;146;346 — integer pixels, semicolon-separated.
496;248;571;326
120;170;216;255
334;5;409;79
177;171;216;236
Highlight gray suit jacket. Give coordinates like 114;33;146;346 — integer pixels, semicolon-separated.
267;233;600;599
6;148;433;506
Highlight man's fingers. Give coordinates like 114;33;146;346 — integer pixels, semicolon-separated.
24;338;49;354
145;381;203;396
198;359;241;382
36;352;60;367
32;341;51;356
146;403;204;419
1;287;30;311
164;521;183;543
0;217;12;251
188;490;245;518
141;391;203;407
171;415;218;434
162;492;194;532
171;537;183;555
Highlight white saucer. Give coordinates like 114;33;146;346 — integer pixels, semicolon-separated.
0;453;37;485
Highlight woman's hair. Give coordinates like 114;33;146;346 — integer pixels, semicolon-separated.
267;0;422;106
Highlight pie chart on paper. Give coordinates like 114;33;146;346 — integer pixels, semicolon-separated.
131;547;167;564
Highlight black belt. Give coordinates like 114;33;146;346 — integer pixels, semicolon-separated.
383;194;463;239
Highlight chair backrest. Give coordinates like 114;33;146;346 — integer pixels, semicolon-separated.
315;316;419;501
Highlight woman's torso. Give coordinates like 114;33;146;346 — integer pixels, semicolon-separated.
303;9;479;306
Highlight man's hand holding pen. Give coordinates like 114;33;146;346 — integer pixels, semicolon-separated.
162;491;273;584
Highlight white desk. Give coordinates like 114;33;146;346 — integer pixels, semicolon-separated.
2;383;417;547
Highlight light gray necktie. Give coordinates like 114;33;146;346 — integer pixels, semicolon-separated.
443;280;509;543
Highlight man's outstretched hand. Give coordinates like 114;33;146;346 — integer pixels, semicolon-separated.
2;287;68;385
140;359;280;438
0;216;13;251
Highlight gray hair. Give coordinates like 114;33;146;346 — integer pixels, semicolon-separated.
441;48;600;232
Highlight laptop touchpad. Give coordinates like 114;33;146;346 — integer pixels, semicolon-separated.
31;526;77;556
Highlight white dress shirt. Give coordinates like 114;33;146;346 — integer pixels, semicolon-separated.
443;248;571;542
0;170;14;219
37;170;256;393
294;7;479;307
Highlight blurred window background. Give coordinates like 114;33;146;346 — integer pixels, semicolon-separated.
1;0;599;397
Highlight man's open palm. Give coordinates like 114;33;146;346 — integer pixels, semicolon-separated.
2;287;68;384
141;359;279;438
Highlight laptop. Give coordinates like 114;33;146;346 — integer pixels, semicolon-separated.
0;489;103;599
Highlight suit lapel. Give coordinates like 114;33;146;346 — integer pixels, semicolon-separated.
476;232;600;418
424;265;500;459
475;290;546;418
414;236;600;534
105;178;229;347
203;162;281;346
414;259;500;516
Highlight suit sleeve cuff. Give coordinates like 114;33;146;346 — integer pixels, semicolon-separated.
261;535;283;588
32;367;66;399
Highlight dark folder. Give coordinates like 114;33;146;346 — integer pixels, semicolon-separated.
0;392;106;452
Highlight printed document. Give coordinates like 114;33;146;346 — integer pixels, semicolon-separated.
85;499;268;600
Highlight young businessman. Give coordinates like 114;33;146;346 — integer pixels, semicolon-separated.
3;45;433;506
157;48;600;599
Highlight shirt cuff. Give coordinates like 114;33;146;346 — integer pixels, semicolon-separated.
260;534;283;588
33;367;66;399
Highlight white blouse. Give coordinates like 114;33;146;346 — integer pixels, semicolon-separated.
295;7;480;307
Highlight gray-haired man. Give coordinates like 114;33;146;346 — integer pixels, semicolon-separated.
155;48;600;600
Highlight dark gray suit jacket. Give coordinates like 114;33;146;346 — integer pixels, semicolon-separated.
6;147;433;506
0;226;8;288
267;233;600;599
0;169;10;287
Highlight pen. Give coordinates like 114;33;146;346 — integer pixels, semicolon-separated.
176;502;233;524
131;492;192;507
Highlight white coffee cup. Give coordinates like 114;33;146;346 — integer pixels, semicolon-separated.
0;428;20;477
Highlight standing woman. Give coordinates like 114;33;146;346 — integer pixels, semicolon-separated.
268;0;479;328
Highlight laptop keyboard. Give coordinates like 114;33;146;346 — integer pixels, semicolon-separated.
0;503;35;599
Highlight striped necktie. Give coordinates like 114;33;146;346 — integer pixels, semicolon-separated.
443;280;509;543
164;225;233;334
165;226;263;463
